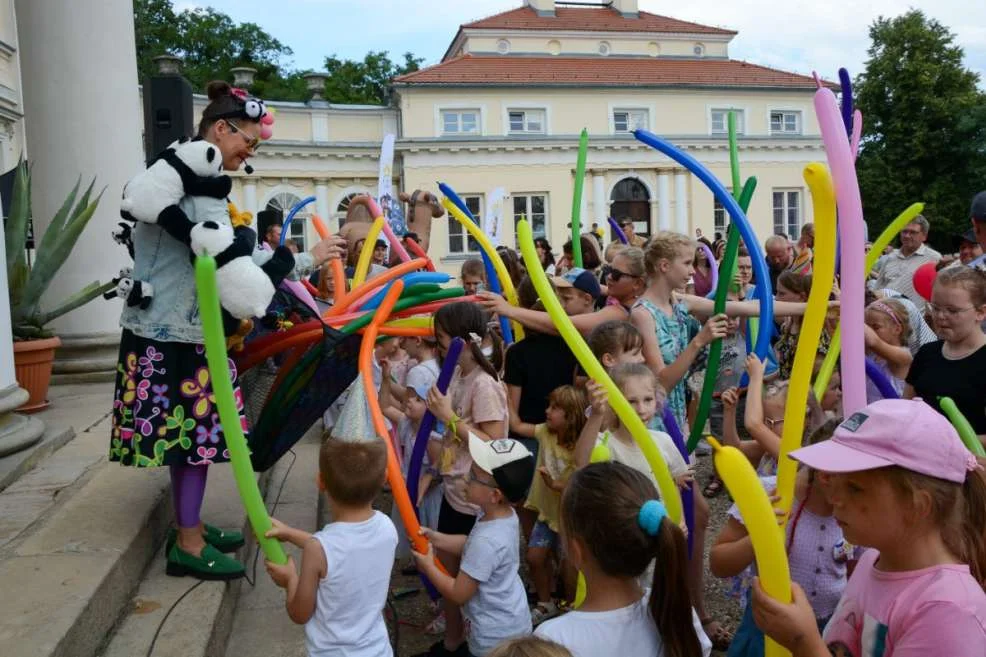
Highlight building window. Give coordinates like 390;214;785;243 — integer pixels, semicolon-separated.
598;41;611;56
496;39;511;54
448;195;482;254
770;110;802;135
693;43;705;56
441;109;480;135
508;109;545;134
711;109;745;135
513;194;548;243
772;189;802;239
265;191;308;251
713;192;730;235
613;109;648;134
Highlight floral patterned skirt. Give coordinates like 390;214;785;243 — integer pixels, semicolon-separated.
110;330;247;468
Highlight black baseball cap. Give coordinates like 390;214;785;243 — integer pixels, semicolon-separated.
954;229;978;247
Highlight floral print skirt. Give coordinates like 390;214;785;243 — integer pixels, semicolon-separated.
110;330;248;468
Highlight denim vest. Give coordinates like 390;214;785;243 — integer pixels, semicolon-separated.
119;194;228;344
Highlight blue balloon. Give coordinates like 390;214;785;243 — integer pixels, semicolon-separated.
865;357;900;400
438;182;515;345
634;129;774;359
280;196;316;246
361;272;451;310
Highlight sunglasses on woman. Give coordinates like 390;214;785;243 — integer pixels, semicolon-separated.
607;267;640;282
226;120;261;152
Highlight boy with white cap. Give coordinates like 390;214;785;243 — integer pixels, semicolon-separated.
415;435;536;656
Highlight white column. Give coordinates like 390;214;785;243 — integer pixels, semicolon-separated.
657;172;671;232
592;173;606;226
243;180;258;217
16;0;142;336
674;171;688;234
315;181;330;223
0;189;45;455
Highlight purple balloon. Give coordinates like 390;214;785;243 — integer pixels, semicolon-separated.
839;68;854;138
607;216;629;244
661;406;694;555
699;241;718;296
865;357;900;400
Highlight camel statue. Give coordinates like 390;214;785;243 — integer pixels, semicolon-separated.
338;190;445;265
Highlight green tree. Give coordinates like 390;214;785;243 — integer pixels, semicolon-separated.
855;10;986;249
133;0;307;100
323;51;424;104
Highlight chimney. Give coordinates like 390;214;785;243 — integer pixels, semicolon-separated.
612;0;639;17
524;0;555;17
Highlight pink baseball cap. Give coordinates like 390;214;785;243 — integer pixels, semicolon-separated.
789;398;980;483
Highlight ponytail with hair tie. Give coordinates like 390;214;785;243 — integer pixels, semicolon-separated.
638;499;667;536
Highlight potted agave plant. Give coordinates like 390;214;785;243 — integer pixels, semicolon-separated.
6;159;113;412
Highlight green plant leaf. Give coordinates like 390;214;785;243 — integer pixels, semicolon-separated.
5;159;30;289
22;187;104;320
33;177;81;260
33;279;115;328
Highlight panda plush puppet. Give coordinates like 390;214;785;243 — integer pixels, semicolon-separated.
120;139;231;246
190;220;295;336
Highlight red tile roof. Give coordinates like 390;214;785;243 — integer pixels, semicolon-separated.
394;55;823;89
463;6;736;35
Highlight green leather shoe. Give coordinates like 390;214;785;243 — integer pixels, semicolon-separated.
166;524;245;554
165;543;245;581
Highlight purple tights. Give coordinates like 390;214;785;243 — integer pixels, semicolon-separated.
170;463;208;529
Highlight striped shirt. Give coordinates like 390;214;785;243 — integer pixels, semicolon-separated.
872;244;942;307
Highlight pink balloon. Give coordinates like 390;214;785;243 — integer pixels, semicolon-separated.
850;109;863;161
815;86;866;415
262;113;274;125
260;125;273;140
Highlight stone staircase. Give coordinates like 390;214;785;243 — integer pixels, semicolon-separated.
0;383;319;657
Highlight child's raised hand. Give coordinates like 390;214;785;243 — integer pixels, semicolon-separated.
265;556;297;589
675;467;695;490
751;578;823;651
412;537;436;570
745;354;765;380
721;387;740;410
538;466;561;491
476;291;510;313
697;313;729;347
380;359;392;382
265;517;291;541
426;385;454;424
587;380;609;416
863;324;878;349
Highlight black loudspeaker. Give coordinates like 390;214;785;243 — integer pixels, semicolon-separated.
143;75;194;162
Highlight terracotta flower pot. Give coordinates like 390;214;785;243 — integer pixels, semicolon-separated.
13;336;62;413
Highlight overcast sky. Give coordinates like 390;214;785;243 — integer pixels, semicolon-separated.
176;0;986;83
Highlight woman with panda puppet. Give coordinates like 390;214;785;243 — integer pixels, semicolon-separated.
109;81;345;580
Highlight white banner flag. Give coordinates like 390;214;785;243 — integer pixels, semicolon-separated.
376;134;405;238
485;187;507;247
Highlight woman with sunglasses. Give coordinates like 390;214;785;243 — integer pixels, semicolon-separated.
110;81;345;581
480;247;648;337
905;266;986;441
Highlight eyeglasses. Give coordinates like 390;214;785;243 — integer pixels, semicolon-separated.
467;469;498;488
608;267;640;282
226;120;260;152
927;303;976;317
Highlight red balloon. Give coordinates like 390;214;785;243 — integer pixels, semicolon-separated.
912;261;938;301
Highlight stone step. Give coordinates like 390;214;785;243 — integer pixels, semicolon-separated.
100;429;320;657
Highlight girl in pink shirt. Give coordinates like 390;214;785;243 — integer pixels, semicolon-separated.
752;398;986;657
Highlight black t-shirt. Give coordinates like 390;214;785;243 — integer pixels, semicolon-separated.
503;332;578;430
906;341;986;434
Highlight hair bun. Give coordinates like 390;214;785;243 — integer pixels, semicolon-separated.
205;80;232;101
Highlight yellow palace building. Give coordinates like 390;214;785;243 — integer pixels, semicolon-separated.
220;0;826;274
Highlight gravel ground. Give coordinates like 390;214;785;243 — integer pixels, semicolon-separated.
381;451;741;657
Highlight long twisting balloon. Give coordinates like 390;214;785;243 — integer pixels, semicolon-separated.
776;164;837;522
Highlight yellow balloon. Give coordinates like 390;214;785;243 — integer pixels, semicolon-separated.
352;216;385;288
814;201;925;398
442;198;525;341
708;438;792;657
383;316;432;329
776;164;837;520
517;220;681;519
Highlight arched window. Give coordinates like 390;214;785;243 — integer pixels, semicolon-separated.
610;177;651;239
265;191;307;251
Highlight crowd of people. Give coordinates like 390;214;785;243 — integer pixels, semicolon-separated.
112;81;986;657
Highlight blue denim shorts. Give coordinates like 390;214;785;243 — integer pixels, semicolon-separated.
528;520;559;550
